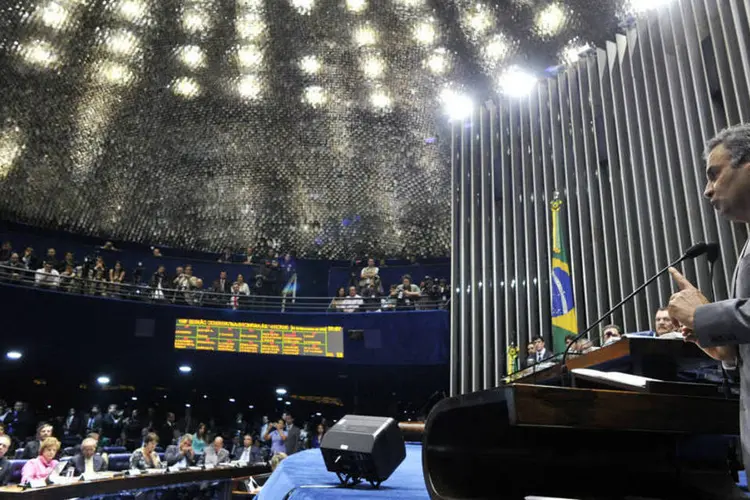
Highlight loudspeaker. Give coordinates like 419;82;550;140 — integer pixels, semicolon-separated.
320;414;405;488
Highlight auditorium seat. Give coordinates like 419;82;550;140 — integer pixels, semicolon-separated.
9;460;26;484
13;449;23;459
107;453;131;471
103;446;126;454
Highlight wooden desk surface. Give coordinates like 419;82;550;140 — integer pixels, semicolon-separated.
0;464;270;499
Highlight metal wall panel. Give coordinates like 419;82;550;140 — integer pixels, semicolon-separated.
449;0;750;396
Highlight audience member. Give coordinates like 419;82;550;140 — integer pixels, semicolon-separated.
124;410;142;448
259;416;270;445
1;253;25;282
84;406;103;434
212;271;231;296
329;287;347;311
531;336;553;363
159;412;177;449
6;401;32;440
233;434;260;463
0;435;11;485
654;307;675;336
23;422;54;459
232;413;247;437
109;261;126;295
203;436;230;466
21;247;37;270
58;252;76;273
62;408;81;439
21;437;60;484
218;247;234;263
34;262;60;289
270;452;287;471
602;324;623;346
152;248;162;257
0;242;11;262
71;437;107;475
264;419;287;456
44;248;57;269
393;275;421;310
129;432;162;470
340;286;363;313
192;423;209;453
150;265;169;300
102;405;123;444
177;407;194;435
310;423;326;449
283;412;301;456
236;274;250;296
165;434;198;468
360;258;379;287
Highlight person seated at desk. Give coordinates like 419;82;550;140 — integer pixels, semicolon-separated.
21;437;60;484
602;324;623;346
71;437;107;475
202;436;230;466
264;419;287;456
192;423;209;454
165;434;198;468
233;434;261;463
0;435;12;486
22;422;55;459
129;432;163;470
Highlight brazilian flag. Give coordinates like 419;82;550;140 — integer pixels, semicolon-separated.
550;193;578;353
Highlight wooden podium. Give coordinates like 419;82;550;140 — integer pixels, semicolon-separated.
422;338;742;500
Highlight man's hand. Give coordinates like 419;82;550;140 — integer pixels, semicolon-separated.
668;267;710;330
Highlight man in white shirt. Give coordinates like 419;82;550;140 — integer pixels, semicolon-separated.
35;262;60;288
340;286;364;313
233;434;261;463
71;438;107;475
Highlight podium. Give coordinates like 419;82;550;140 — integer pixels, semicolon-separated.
422;338;741;500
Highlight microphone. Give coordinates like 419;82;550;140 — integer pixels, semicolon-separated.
560;241;719;382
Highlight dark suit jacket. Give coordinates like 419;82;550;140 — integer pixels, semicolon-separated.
63;416;81;437
22;440;40;459
284;425;301;455
164;445;199;467
0;457;11;486
70;453;107;475
211;279;232;294
159;422;177;450
102;414;123;440
695;240;750;478
84;414;103;434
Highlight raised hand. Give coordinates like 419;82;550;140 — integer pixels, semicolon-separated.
668;267;710;330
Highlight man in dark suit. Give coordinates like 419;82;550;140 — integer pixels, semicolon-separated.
70;438;107;475
283;412;301;455
22;422;53;459
668;124;750;482
62;408;81;439
0;435;12;485
159;412;177;448
165;435;198;468
84;406;103;435
102;405;123;443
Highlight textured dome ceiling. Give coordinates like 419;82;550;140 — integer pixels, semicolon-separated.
0;0;640;258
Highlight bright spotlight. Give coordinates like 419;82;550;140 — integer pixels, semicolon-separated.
203;394;208;399
97;61;134;86
300;55;321;74
248;405;255;409
237;75;261;100
185;403;191;408
96;375;110;385
285;401;291;406
275;388;288;395
105;29;139;57
562;42;591;65
179;365;192;373
498;67;537;97
439;88;472;121
172;77;201;98
277;397;283;401
237;44;263;68
370;91;391;109
236;12;265;41
483;34;509;61
346;0;366;12
0;127;24;179
290;0;314;14
182;9;210;33
413;20;436;45
536;3;564;37
466;5;491;36
5;351;22;360
131;396;138;401
362;56;384;79
303;85;326;106
353;26;377;47
177;45;206;69
229;398;236;403
425;48;447;74
39;2;70;30
20;40;59;68
316;412;322;416
118;0;147;22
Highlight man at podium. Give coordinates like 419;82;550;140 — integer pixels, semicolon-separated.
668;124;750;481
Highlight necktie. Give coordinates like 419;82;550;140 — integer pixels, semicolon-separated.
89;417;94;428
85;457;94;474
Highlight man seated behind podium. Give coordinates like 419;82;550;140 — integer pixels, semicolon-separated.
71;438;107;475
531;336;553;363
654;307;680;337
165;434;198;468
202;436;230;466
602;325;623;346
234;434;261;463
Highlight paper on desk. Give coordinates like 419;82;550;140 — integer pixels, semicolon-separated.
571;368;659;389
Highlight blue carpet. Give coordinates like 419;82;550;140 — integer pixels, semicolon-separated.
257;443;429;500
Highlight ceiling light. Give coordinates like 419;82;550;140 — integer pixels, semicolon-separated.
97;61;134;86
413;21;436;45
105;29;139;56
277;397;283;401
562;42;591;65
275;388;288;395
484;34;509;61
536;3;564;37
5;351;22;360
229;398;236;403
237;75;261;100
370;91;391;109
303;85;326;106
237;45;262;68
172;77;201;98
177;45;206;69
439;88;472;121
316;412;322;416
248;405;254;409
425;48;447;74
285;401;291;405
131;396;138;401
466;6;491;36
96;376;110;385
346;0;366;12
118;0;146;22
236;12;265;40
185;403;191;408
362;56;384;79
290;0;314;14
353;26;377;47
498;66;537;97
182;9;209;33
20;40;59;68
300;55;320;74
179;365;192;373
39;2;70;30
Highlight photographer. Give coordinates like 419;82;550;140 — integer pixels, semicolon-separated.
392;275;421;310
150;265;169;301
360;275;382;311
